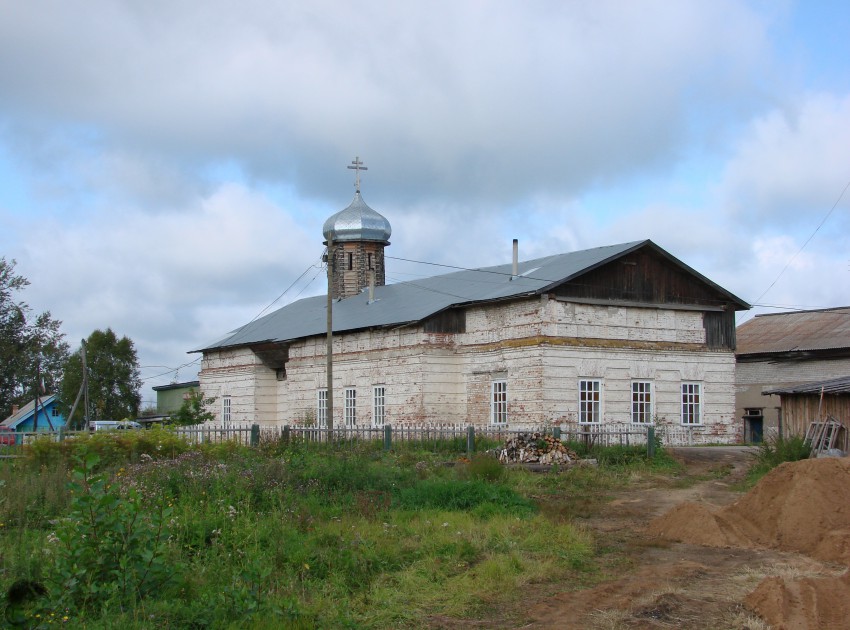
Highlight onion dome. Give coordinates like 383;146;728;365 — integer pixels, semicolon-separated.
322;192;392;244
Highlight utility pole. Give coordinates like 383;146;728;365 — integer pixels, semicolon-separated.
82;339;90;430
326;238;334;435
33;359;41;432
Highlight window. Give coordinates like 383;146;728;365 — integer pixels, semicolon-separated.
317;389;328;427
681;382;702;425
344;388;356;426
347;252;353;270
631;381;652;424
491;380;507;425
579;379;602;423
51;406;60;417
367;253;373;270
373;386;385;426
222;396;231;424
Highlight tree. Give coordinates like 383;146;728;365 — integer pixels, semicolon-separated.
167;390;216;426
0;257;70;418
60;328;143;426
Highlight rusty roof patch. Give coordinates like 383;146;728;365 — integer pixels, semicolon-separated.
736;307;850;355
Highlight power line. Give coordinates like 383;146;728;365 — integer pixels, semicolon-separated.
215;254;326;347
752;177;850;306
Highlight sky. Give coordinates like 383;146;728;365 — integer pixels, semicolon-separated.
1;0;848;409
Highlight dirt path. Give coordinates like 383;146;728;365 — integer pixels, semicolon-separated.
524;447;842;630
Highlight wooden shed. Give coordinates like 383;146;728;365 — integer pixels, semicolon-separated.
764;376;850;452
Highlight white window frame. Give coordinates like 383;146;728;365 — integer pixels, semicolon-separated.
317;388;328;428
579;379;602;424
491;380;508;425
372;385;385;427
222;395;231;425
344;387;357;427
681;382;703;425
631;381;653;424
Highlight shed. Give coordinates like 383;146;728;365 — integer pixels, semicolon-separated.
763;376;850;451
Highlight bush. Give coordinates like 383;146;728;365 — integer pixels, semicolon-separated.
46;454;181;611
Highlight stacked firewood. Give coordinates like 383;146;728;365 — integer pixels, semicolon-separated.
498;432;578;465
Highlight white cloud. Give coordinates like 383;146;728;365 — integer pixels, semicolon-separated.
720;93;850;225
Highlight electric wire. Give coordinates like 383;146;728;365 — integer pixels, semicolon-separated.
751;178;850;307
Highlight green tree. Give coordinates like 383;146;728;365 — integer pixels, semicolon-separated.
167;390;216;426
0;257;70;418
60;328;143;426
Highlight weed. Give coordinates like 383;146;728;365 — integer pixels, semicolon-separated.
45;454;180;611
741;435;810;487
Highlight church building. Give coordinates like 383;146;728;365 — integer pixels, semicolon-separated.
195;160;749;442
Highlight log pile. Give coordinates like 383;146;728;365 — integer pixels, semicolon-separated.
498;432;578;465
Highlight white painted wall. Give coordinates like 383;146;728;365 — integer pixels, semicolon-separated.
199;296;739;442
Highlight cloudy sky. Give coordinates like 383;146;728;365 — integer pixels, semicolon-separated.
1;0;848;408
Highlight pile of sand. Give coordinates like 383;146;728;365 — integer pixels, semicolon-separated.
648;456;850;564
648;457;850;629
744;570;850;630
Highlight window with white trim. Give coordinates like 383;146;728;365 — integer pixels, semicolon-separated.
579;379;602;423
344;388;357;426
631;381;653;424
317;388;328;428
491;380;508;425
681;382;702;425
372;386;385;426
222;395;231;425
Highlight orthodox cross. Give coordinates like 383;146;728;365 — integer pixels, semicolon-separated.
347;156;368;192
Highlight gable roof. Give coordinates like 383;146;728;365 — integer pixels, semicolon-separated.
197;239;748;353
736;307;850;356
1;395;58;429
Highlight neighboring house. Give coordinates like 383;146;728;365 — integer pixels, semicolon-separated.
735;307;850;441
762;376;850;452
153;380;200;414
0;395;67;433
135;380;201;427
195;179;749;444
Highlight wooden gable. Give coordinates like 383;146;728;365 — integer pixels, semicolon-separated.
552;246;734;310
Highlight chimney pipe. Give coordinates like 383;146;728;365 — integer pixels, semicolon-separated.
512;239;519;277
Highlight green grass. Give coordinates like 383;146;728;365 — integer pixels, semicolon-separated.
738;434;810;489
0;433;678;628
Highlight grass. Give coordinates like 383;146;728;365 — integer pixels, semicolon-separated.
738;435;810;489
0;431;680;628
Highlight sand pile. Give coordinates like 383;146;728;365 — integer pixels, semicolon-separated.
648;457;850;564
649;457;850;629
744;570;850;630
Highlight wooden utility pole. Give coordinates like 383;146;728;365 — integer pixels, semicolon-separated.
326;238;334;434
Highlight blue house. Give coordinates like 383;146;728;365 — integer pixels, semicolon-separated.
0;395;67;433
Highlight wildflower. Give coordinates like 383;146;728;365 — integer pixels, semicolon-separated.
442;522;449;527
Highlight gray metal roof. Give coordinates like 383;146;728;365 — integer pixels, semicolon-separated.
322;192;391;243
764;376;850;396
736;307;850;355
196;239;749;352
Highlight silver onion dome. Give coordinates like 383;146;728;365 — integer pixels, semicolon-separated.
322;192;392;243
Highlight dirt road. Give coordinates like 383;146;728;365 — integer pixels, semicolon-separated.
524;447;841;630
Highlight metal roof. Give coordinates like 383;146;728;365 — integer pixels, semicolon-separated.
736;307;850;355
764;375;850;396
196;239;749;352
322;192;392;243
